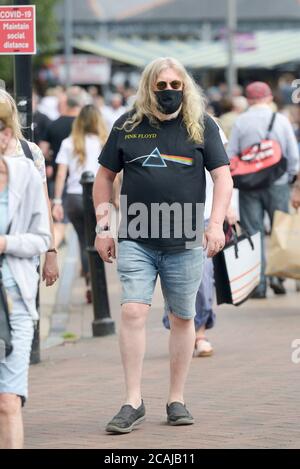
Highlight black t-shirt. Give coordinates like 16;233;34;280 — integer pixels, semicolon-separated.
43;115;75;171
98;112;229;250
33;111;51;145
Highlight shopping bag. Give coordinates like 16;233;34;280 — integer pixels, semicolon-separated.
230;113;287;190
213;228;261;306
266;210;300;280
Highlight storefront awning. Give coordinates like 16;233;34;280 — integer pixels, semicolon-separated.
73;31;300;69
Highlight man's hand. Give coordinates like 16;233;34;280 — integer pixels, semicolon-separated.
46;166;54;179
42;252;59;286
204;222;225;258
95;235;116;263
0;236;6;255
291;184;300;209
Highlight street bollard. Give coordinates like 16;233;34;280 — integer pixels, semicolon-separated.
81;172;115;337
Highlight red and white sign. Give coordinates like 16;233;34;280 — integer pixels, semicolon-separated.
49;55;112;85
0;5;36;55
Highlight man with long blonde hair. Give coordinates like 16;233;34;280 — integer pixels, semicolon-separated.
93;57;233;433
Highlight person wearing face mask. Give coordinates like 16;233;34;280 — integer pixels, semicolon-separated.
93;57;233;434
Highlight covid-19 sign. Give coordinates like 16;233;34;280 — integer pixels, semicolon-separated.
0;5;36;55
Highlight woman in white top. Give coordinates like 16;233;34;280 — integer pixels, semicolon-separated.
53;104;108;301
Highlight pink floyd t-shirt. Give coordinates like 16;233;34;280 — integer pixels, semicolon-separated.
99;112;229;250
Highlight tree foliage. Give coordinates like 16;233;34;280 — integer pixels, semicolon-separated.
0;0;61;88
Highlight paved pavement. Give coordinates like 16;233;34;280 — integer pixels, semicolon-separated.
24;251;300;449
39;227;80;347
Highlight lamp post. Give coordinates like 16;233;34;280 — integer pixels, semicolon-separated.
227;0;237;97
13;0;39;363
64;0;73;87
81;172;115;337
13;0;33;141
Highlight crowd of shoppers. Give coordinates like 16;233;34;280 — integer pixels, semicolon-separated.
0;62;300;447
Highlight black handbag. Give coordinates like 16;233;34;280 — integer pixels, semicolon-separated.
0;222;13;359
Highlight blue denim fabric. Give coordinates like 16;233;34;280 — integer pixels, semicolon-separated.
117;240;203;320
163;250;215;331
239;182;290;294
0;285;34;405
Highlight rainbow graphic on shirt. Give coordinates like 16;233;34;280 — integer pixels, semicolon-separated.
126;148;193;167
161;154;193;166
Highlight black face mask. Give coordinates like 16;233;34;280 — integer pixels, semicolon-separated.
155;90;183;115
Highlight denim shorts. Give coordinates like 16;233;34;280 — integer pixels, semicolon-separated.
0;285;34;406
117;240;204;320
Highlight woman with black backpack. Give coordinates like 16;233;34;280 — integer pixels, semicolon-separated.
0;89;59;288
0;102;51;449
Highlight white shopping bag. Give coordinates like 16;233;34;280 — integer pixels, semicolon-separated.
214;230;261;306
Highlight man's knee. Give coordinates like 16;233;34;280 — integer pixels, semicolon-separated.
121;303;149;325
169;313;194;328
0;394;21;418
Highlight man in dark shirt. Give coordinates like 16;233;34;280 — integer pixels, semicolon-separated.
43;114;75;175
41;88;86;196
93;58;233;434
32;92;51;146
33;110;51;146
40;87;88;246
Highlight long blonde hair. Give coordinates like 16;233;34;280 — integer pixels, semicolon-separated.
71;104;108;166
122;57;206;143
0;89;23;139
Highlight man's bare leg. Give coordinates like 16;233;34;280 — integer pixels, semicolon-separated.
168;314;195;404
119;303;149;408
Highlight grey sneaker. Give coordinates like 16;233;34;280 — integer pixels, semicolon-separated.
166;402;194;426
106;401;145;434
